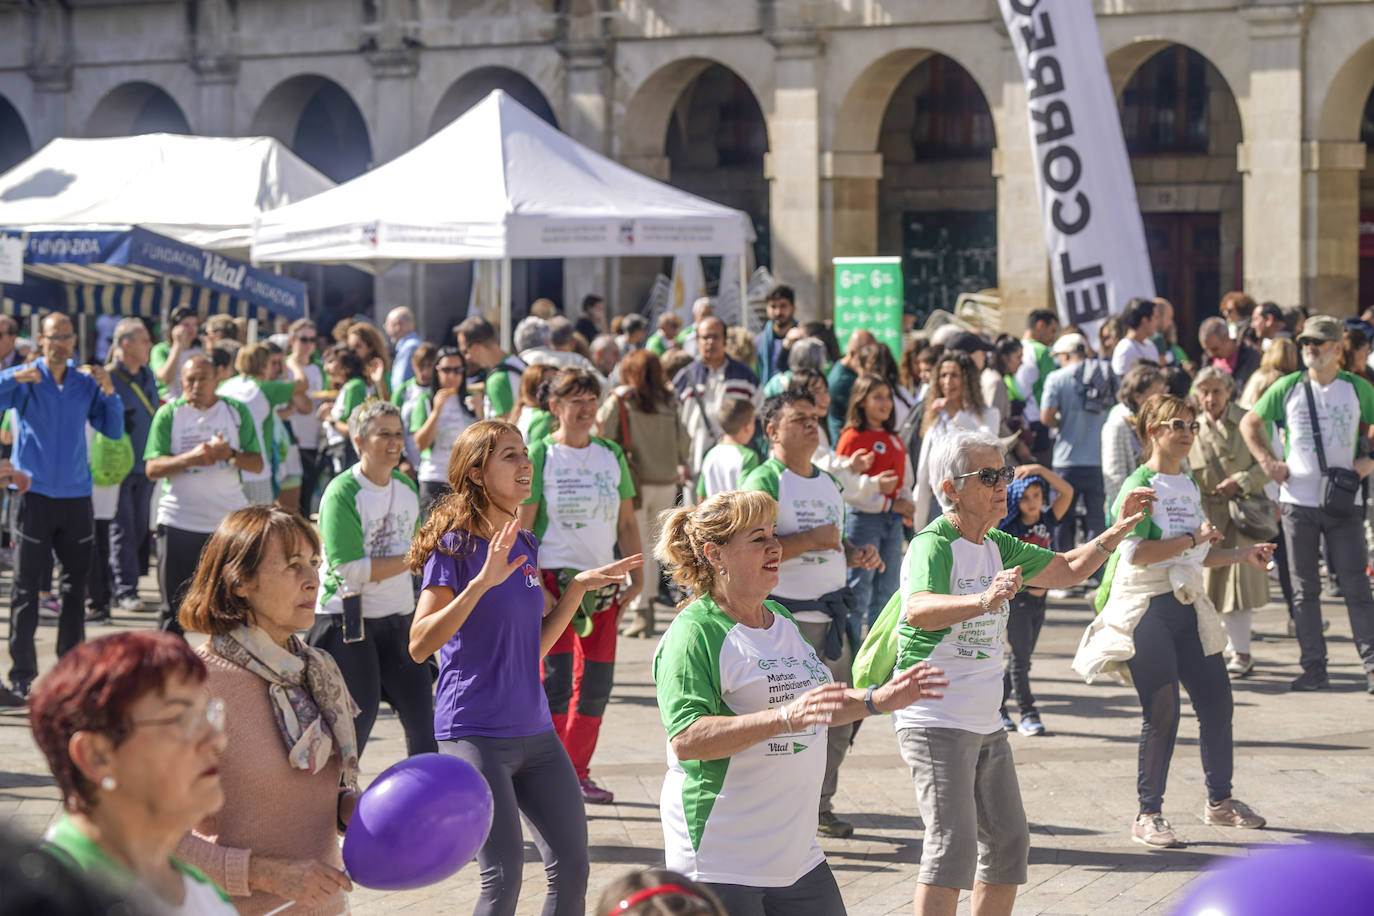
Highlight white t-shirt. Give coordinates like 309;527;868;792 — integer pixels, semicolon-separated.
146;398;258;534
739;458;846;613
1117;468;1210;568
892;517;1054;734
527;436;635;572
653;596;829;887
317;467;420;618
697;442;760;501
413;392;476;483
1251;370;1374;507
1111;337;1161;376
216;376;274;484
287;362;325;450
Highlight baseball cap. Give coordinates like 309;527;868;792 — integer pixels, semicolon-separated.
1299;315;1342;344
945;331;994;354
1051;333;1087;356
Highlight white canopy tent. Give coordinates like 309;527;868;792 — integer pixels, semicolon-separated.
0;133;335;253
251;89;756;346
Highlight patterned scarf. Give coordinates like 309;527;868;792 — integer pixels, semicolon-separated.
212;626;360;791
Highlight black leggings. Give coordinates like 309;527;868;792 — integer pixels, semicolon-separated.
9;493;93;684
157;525;211;636
305;613;437;757
441;731;589;916
1126;593;1234;814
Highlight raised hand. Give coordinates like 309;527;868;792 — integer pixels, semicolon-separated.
807;523;842;553
1193;520;1223;547
473;518;530;591
12;364;40;385
875;662;949;711
845;541;883;572
849;448;876;474
1237;542;1277;570
248;855;352;906
77;364;114;395
781;681;849;730
874;469;900;495
574;553;644;592
982;565;1022;611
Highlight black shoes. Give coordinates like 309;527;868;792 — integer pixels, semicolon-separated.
1290;664;1331;692
0;679;31;709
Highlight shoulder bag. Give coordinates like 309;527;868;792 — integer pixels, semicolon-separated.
612;391;643;509
1303;378;1362;519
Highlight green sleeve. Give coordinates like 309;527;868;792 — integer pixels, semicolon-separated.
230;399;261;455
258;379;296;408
903;528;954;595
740;448;762;479
486;370;515;416
390;378;411;407
319;475;366;567
528;409;552;444
988;528;1055;580
1111;466;1163;537
646;333;666;355
410;394;430;433
1251;372;1299;423
149;341;170;372
739;460;781;500
596;437;636;500
524;437;548;507
1;410;10;433
1350;373;1374;425
342;378;368;420
652;612;728;738
144;403;174;460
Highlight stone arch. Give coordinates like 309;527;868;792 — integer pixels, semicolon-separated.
250;74;372;183
83;82;192;137
0;95;33;174
428;66;558;136
1317;38;1374;141
1107;42;1244;351
620;57;770;161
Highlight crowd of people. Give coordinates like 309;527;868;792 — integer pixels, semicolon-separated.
1;283;1372;915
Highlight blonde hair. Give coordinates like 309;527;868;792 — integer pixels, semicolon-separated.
1133;393;1196;464
654;491;777;605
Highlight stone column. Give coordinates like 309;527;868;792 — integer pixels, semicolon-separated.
1304;140;1366;314
24;0;72;141
189;0;238;136
559;36;613;314
821;152;882;314
366;46;421;321
765;29;823;320
1239;5;1309;307
991;63;1051;334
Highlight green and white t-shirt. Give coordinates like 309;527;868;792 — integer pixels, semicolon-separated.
484;356;525;419
317;466;420;617
1250;370;1374;507
217;375;296;484
287;361;325;450
525;435;635;571
145;397;260;534
892;517;1054;734
696;442;761;501
326;377;372;447
739;458;845;609
653;594;830;887
410;391;476;483
1115;465;1209;568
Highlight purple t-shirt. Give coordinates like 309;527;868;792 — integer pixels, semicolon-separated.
423;530;552;740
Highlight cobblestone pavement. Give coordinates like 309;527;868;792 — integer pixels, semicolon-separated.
2;573;1372;915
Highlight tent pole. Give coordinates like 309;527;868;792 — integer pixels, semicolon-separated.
500;258;513;352
738;247;748;331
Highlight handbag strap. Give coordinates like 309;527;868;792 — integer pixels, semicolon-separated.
1301;377;1328;474
613;390;633;453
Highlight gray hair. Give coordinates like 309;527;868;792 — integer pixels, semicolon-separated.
928;429;1004;510
1197;316;1228;343
548;315;575;348
1192;365;1236;396
348;397;401;441
692;297;715;320
590;333;619;357
112;317;149;347
789;337;828;374
514;315;550;352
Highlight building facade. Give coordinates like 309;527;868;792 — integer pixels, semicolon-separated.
3;0;1374;346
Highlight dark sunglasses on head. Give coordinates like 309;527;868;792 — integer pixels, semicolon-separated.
954;465;1015;487
1162;419;1201;434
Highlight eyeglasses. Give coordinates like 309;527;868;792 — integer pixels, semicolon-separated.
130;697;226;743
1298;337;1330;349
43;333;76;343
1161;419;1201;434
954;466;1015;487
296;335;317;344
437;366;464;375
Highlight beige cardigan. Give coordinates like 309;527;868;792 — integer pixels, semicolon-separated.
175;645;347;916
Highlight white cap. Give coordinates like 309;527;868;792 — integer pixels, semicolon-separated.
1051;333;1087;356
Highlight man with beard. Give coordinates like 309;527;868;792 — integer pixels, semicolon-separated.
1241;315;1374;694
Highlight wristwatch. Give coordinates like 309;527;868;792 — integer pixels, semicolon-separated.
864;685;881;716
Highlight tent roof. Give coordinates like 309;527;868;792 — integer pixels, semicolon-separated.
251;89;754;266
0;134;335;253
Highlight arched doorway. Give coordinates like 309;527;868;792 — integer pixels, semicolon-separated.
84;82;191;137
874;54;996;325
1116;44;1242;354
423;68;562;340
252;76;374;331
1359;88;1374;311
0;96;32;174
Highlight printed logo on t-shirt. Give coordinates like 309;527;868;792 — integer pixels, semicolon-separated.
758;652;830;754
872;440;887;455
522;561;538;589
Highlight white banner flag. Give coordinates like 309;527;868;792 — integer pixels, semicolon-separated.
998;0;1155;344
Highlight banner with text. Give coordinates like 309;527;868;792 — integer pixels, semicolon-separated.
833;257;902;358
998;0;1154;343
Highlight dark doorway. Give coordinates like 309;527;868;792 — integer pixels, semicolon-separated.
1143;212;1221;360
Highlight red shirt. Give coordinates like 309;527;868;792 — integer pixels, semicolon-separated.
835;428;907;510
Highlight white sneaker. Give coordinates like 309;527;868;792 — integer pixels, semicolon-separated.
1047;588;1076;600
117;594;148;614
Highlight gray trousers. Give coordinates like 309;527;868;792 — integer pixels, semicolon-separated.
795;619;855;816
1281;503;1374;672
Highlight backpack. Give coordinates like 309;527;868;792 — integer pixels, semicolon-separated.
1076;359;1117;415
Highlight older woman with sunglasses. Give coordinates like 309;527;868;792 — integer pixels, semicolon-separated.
1077;394;1275;851
884;428;1153;916
29;631;235;914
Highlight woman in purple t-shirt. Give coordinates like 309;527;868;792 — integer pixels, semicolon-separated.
406;420;640;916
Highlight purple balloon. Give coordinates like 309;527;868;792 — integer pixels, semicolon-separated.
343;753;494;890
1171;842;1374;916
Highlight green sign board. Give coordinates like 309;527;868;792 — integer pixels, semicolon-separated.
833;257;903;357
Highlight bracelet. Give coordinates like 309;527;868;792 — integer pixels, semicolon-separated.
864;685;881;716
979;592;993;615
336;789;351;834
778;705;794;734
1094;539;1112;557
1186;531;1197;547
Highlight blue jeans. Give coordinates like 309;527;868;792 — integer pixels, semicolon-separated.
845;510;905;628
1052;465;1105;552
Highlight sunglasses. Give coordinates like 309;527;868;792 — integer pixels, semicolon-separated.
1297;337;1330;349
296;335;317;344
437;366;464;374
954;465;1015;487
1160;419;1201;434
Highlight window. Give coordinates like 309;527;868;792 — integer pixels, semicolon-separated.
1120;46;1210;155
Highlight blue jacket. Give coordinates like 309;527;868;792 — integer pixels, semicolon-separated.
0;359;124;498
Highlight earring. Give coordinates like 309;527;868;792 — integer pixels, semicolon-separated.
100;776;117;792
717;566;728;581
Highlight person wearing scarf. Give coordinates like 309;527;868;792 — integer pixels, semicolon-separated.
175;506;360;916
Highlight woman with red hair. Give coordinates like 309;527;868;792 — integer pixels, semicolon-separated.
29;630;235;913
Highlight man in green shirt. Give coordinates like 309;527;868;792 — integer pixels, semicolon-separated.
456;316;525;422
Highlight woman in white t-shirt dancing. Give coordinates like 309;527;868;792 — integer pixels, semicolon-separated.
652;490;946;916
518;367;643;805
